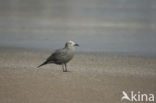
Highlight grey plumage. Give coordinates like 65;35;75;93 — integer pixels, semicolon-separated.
37;41;79;72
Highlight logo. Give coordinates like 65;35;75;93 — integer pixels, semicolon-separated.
121;91;154;102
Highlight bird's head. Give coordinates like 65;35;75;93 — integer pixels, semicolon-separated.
65;40;79;48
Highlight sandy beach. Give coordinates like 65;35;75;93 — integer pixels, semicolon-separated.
0;48;155;103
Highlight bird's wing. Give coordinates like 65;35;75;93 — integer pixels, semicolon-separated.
53;49;67;58
46;48;67;62
37;49;64;67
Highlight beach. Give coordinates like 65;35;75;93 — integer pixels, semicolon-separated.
0;48;156;103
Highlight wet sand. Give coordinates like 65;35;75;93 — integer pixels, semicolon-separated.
0;48;156;103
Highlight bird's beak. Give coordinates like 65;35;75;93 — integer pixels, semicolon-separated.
74;43;79;47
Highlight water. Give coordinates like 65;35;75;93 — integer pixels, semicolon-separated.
0;0;156;56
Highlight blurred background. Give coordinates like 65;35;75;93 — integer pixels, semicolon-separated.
0;0;156;56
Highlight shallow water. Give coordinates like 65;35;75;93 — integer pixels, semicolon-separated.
0;0;156;56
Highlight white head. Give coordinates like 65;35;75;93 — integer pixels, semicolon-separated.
65;40;79;48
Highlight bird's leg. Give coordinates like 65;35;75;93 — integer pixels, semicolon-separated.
62;64;65;72
64;63;67;72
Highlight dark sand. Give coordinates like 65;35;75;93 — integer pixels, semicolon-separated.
0;48;156;103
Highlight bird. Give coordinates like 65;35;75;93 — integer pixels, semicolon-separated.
37;40;79;72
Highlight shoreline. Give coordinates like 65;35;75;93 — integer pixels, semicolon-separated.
0;47;156;58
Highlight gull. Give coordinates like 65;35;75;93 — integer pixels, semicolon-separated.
37;40;79;72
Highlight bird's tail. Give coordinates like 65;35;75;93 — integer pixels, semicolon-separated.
37;61;48;68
